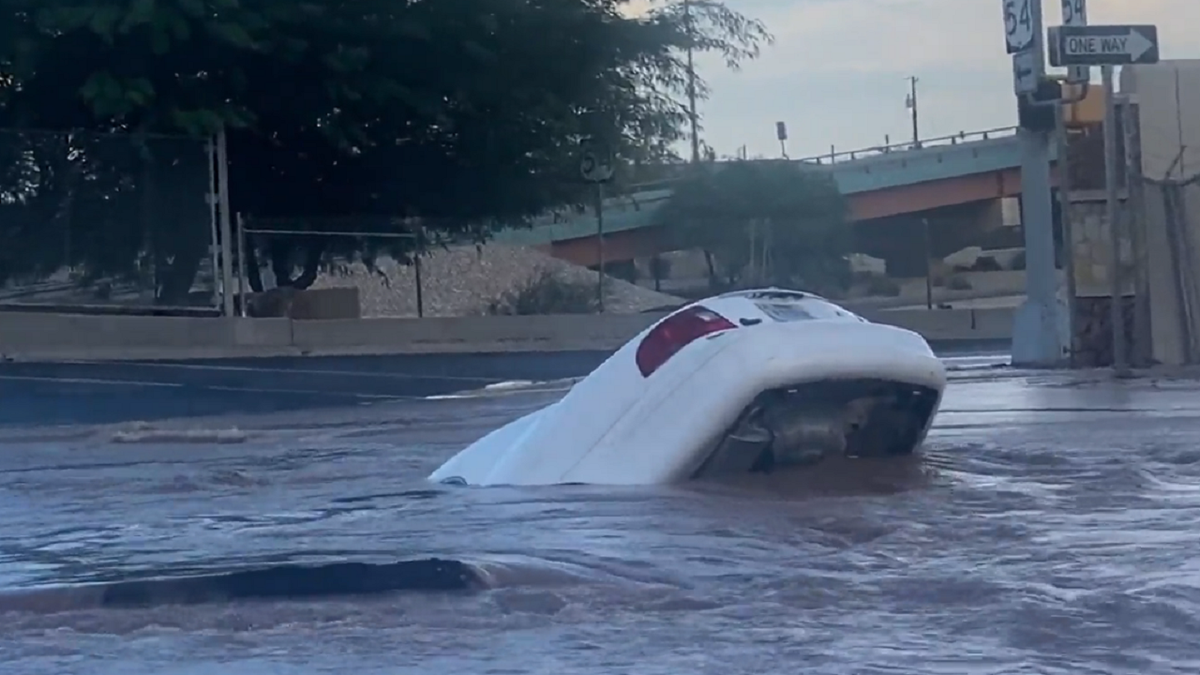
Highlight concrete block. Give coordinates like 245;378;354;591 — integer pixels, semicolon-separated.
289;288;361;320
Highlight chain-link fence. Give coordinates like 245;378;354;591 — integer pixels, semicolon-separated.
0;129;216;311
1142;170;1200;363
236;215;433;318
235;214;680;318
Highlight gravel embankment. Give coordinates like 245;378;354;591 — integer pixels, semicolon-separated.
309;244;684;317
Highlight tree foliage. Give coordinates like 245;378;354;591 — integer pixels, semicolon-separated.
654;159;853;293
0;0;771;300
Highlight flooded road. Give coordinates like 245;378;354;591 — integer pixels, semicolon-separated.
2;354;1200;674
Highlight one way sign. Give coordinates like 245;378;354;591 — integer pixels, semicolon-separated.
1048;24;1160;67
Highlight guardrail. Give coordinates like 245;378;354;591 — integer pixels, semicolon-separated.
0;308;1014;361
621;126;1022;196
798;126;1020;165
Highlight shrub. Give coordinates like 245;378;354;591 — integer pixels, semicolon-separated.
971;256;1003;272
486;269;601;315
862;274;902;297
946;274;973;291
602;259;639;283
648;255;672;280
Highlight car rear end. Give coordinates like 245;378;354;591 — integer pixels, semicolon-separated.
559;291;946;483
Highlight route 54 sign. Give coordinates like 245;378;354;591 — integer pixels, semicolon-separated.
1003;0;1034;54
579;140;615;183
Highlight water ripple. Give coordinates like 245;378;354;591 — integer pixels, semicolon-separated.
1;374;1200;673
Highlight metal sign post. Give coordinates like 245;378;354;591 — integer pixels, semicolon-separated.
1056;0;1087;366
1008;0;1071;368
580;139;615;313
215;126;235;318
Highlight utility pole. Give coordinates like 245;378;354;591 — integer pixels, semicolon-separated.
905;76;920;146
684;0;700;163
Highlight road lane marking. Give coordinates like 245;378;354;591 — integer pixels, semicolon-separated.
0;374;183;388
54;359;522;383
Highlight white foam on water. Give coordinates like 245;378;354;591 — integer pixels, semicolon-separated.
942;354;1011;371
110;425;249;444
425;378;580;401
483;380;537;391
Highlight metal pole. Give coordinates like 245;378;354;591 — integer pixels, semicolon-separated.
1011;0;1069;367
206;136;222;308
1102;65;1129;375
1055;103;1079;366
595;182;605;312
216;127;235;318
235;212;248;317
1122;97;1150;366
414;229;425;318
684;0;700;164
922;217;933;309
908;76;920;146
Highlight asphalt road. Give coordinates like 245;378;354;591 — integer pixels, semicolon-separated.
0;340;1009;428
0;351;620;427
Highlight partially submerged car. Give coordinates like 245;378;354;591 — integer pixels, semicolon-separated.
429;288;946;486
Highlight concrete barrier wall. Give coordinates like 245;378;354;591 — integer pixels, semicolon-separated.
289;313;663;354
1124;60;1200;365
862;307;1015;342
0;307;1013;362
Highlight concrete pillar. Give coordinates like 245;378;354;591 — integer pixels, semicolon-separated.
1122;61;1200;365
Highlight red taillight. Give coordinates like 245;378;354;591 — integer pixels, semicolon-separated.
635;305;736;377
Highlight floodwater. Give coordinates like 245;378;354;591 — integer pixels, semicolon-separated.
3;359;1200;674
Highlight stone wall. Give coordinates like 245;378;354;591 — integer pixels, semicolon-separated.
1072;295;1136;367
1069;199;1135;296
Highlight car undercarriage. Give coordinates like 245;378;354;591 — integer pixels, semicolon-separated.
692;378;941;479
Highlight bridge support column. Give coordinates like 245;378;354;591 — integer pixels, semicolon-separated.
1011;0;1069;368
1012;128;1071;367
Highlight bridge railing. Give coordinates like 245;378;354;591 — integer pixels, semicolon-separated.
622;126;1021;196
798;126;1020;165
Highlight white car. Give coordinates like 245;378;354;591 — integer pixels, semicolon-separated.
429;288;946;486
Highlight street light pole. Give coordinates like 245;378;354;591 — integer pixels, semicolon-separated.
684;0;700;163
906;76;920;146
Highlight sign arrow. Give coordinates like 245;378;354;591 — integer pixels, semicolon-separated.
1125;29;1154;61
1011;48;1039;95
1049;24;1160;67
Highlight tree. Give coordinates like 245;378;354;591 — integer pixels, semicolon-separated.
0;0;771;302
653;159;853;293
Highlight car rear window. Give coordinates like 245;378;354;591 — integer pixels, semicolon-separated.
755;299;859;322
755;302;815;322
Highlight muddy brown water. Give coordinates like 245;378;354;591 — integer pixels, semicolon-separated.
2;363;1200;674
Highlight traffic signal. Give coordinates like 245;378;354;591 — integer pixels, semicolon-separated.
1018;78;1063;132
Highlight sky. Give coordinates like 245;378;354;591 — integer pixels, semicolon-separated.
655;0;1200;159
